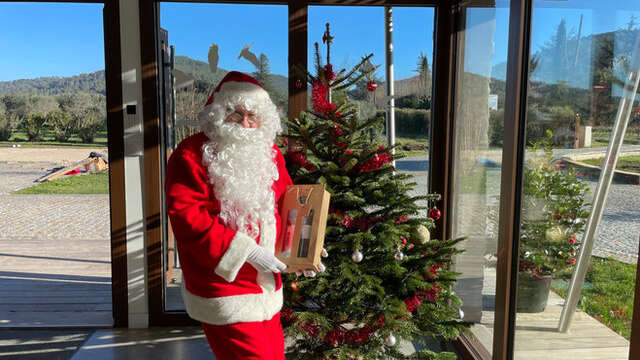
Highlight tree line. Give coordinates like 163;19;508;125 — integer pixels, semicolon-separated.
0;93;106;143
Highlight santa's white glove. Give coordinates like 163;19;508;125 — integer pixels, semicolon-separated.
247;246;288;273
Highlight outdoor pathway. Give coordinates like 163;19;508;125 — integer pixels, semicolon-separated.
0;162;57;195
0;161;111;327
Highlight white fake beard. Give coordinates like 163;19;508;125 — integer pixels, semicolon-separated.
202;122;279;239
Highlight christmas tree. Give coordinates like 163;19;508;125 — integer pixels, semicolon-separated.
281;23;467;360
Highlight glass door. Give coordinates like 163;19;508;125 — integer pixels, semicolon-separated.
513;1;640;358
157;1;289;312
450;1;511;356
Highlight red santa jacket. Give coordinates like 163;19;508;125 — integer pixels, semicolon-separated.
165;132;292;325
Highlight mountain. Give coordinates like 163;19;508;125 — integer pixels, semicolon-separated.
0;55;288;98
491;29;639;89
0;71;105;96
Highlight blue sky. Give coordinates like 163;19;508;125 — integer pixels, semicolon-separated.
160;4;436;80
0;1;639;82
0;3;104;81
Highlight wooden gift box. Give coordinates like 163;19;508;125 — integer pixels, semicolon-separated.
276;184;330;273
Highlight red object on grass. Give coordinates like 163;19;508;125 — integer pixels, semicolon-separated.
65;169;83;175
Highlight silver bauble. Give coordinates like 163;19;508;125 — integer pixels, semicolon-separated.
384;333;396;346
394;250;404;261
352;249;363;263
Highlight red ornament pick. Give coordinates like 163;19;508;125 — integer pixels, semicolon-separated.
429;207;441;221
366;80;377;92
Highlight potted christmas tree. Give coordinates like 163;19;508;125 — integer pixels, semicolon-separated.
280;23;467;359
517;130;590;313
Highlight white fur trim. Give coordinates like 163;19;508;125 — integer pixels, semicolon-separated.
182;283;283;325
259;218;277;251
216;80;270;104
198;81;270;123
214;231;257;283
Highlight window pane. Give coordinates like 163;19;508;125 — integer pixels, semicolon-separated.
514;1;640;358
0;2;112;326
450;2;511;356
159;2;288;311
308;5;434;198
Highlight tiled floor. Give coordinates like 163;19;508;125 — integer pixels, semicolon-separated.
0;329;94;360
70;327;213;360
0;326;456;360
0;327;213;360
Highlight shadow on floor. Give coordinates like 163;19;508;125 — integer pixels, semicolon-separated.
70;327;212;360
0;271;112;327
0;329;92;360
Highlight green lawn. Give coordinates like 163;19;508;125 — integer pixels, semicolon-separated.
13;171;110;194
374;136;429;157
581;155;640;173
2;130;108;147
591;129;640;147
552;257;636;339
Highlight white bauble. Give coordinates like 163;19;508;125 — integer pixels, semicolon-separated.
545;225;567;242
417;225;430;244
351;249;363;263
384;333;396;346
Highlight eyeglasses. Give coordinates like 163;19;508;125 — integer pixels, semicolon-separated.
226;109;260;125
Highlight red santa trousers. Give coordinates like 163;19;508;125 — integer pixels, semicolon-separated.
201;313;285;360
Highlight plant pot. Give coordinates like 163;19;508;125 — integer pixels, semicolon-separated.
516;274;552;313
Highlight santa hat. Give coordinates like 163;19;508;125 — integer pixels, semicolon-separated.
198;71;281;138
204;71;269;107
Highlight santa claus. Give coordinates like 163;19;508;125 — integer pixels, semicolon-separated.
165;71;317;359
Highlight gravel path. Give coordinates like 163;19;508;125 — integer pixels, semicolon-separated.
0;162;58;195
0;147;108;163
0;160;110;240
0;194;110;240
587;181;640;262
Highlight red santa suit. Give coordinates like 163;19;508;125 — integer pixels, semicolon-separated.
165;72;292;360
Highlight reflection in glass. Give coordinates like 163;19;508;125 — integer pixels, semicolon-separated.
450;2;510;356
513;1;640;358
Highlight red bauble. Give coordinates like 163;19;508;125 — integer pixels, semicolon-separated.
295;79;302;88
342;215;352;228
366;80;377;92
429;207;441;221
291;281;298;291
